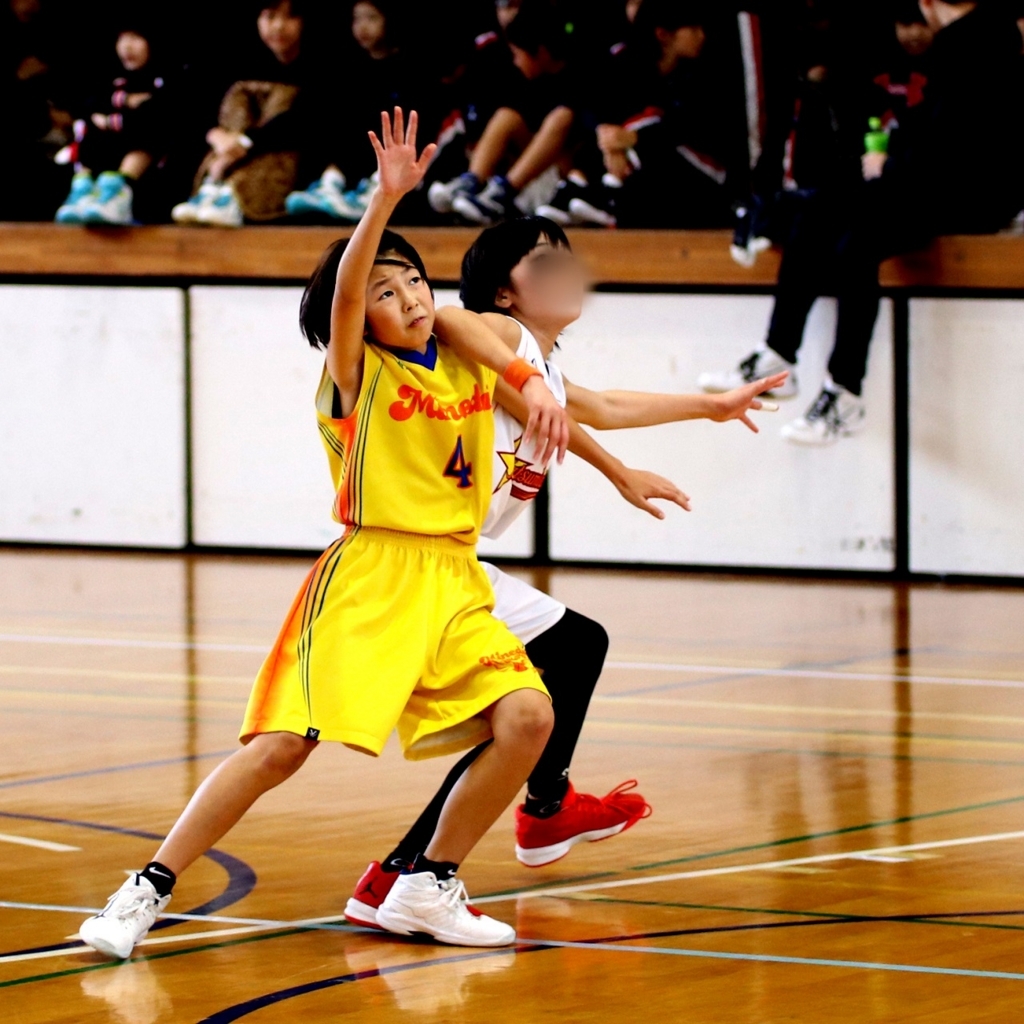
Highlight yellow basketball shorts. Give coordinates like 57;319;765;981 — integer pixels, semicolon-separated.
240;526;549;760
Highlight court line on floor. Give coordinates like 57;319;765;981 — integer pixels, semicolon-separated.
603;661;1024;692
593;695;1024;728
472;831;1024;906
0;833;80;853
0;811;256;958
0;750;234;790
587;718;1024;749
1;632;1019;689
0;633;267;653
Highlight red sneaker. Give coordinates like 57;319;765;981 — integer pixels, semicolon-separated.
344;862;401;929
514;780;652;867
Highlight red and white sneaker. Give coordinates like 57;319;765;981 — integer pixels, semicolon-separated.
344;861;401;929
514;780;652;867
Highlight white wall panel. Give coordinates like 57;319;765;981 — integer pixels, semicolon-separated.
0;285;185;546
910;299;1024;576
190;286;336;549
549;294;895;569
190;288;533;556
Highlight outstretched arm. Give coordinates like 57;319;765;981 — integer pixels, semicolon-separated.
435;306;569;466
326;108;436;416
563;372;787;434
495;380;690;520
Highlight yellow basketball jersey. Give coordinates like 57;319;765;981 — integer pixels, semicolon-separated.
316;338;497;544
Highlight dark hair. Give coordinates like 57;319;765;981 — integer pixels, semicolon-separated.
504;0;573;59
254;0;309;18
633;0;710;34
300;229;431;348
893;0;927;25
459;217;570;314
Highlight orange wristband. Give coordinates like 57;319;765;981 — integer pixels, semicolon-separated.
503;357;543;393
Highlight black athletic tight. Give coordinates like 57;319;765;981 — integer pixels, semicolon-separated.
383;608;609;867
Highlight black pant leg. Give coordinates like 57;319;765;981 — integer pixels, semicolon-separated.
381;608;609;866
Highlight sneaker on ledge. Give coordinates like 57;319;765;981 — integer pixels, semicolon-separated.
697;348;798;399
781;382;866;445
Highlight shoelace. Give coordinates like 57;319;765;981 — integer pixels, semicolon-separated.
600;779;653;819
804;388;840;427
437;877;484;918
102;884;159;921
738;352;761;383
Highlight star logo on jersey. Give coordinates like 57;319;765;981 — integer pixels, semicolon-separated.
494;434;532;494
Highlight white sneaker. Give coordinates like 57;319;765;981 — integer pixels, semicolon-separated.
428;173;478;215
376;871;516;947
697;348;798;399
196;183;243;227
781;383;866;445
79;873;171;959
171;181;220;224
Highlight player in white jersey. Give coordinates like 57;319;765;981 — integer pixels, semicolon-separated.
344;217;786;929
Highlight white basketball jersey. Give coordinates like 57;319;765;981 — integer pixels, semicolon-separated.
482;318;566;540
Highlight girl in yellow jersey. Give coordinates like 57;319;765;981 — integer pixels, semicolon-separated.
79;109;570;957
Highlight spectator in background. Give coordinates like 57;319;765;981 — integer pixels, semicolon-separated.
53;19;170;225
571;0;740;229
0;0;73;219
172;0;309;227
700;0;1024;445
866;0;934;127
285;1;427;222
430;0;581;225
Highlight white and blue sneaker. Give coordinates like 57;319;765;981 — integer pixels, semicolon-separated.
428;172;479;215
452;175;516;225
196;183;243;227
697;348;798;399
334;173;378;222
80;171;134;225
285;168;350;218
171;180;221;224
55;172;96;224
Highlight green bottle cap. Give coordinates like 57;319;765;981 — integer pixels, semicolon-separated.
864;117;889;154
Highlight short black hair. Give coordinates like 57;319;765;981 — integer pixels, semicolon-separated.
254;0;309;18
634;0;710;34
459;217;571;314
504;0;573;59
300;229;431;348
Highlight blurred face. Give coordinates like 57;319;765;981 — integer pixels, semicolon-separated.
116;32;150;71
352;2;387;54
258;2;303;63
656;24;706;63
497;239;585;332
364;258;435;350
11;0;41;23
895;20;934;56
496;0;521;30
625;0;643;22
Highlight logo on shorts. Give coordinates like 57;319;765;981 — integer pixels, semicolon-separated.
479;648;532;673
305;727;320;740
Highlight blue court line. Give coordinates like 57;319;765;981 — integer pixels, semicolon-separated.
0;750;234;790
518;938;1024;981
0;811;256;957
197;937;1024;1021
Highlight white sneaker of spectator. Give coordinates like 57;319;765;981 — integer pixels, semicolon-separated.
171;181;222;224
697;348;798;399
428;172;479;215
781;379;866;445
194;183;243;227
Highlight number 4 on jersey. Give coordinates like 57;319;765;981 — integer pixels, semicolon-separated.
444;436;473;489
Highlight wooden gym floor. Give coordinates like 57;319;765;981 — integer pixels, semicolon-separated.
2;548;1024;1023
